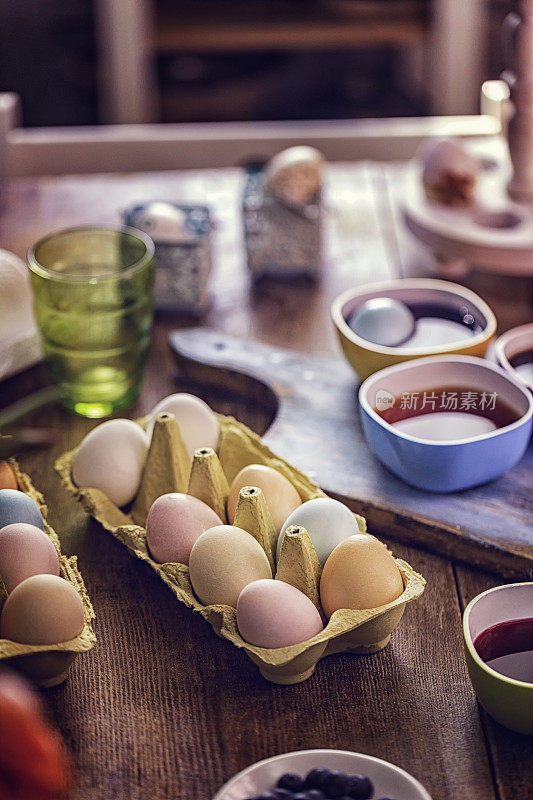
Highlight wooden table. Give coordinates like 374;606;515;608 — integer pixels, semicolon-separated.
0;159;532;800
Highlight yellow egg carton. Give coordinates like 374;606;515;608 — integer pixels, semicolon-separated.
56;412;425;684
0;461;96;687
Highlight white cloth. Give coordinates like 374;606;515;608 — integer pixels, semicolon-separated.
0;248;42;380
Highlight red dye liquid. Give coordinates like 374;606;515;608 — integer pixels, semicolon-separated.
376;385;520;428
473;618;533;682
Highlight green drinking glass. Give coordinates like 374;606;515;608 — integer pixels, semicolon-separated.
28;226;155;418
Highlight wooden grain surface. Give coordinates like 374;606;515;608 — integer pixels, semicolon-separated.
0;160;532;800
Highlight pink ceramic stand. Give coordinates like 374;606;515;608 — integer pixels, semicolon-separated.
404;1;533;277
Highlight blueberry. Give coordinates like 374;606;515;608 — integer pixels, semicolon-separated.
345;774;374;800
270;791;294;799
305;769;330;789
320;770;348;798
277;773;305;792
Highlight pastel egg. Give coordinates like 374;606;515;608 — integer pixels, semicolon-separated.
72;419;149;507
146;493;222;565
0;462;17;490
320;534;404;618
227;465;301;534
0;574;85;644
236;579;323;648
189;525;272;608
146;393;219;457
0;523;60;593
0;489;44;531
277;497;360;567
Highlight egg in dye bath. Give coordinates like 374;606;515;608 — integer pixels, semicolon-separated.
189;525;272;608
227;464;301;534
0;574;85;645
347;298;416;347
277;497;361;567
236;579;323;648
0;523;60;593
147;393;219;457
320;534;404;618
72;418;149;507
0;489;44;531
146;493;223;565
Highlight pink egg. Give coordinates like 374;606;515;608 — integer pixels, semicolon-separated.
0;523;60;593
146;493;222;565
236;579;323;648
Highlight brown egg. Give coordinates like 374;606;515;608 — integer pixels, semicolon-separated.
189;524;272;608
0;574;85;644
0;462;17;490
227;464;301;534
320;534;404;618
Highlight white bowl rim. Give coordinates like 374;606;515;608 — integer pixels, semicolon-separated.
494;322;533;388
463;582;533;689
212;748;433;800
331;278;497;355
359;354;533;446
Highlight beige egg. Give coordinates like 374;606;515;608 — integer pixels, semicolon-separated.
227;465;301;534
0;574;85;644
189;525;272;608
320;534;404;618
72;418;149;507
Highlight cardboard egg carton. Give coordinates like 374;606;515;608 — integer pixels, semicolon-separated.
56;413;425;685
0;461;96;687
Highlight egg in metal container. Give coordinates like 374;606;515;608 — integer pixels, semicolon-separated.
147;393;219;457
236;579;323;648
146;493;222;565
227;464;301;535
277;497;360;567
320;534;404;618
0;489;44;531
189;525;272;608
0;574;85;645
0;523;60;593
72;419;149;507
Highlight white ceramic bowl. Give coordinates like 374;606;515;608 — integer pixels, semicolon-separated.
494;322;533;392
212;749;432;800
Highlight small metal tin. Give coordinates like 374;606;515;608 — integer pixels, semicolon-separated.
243;166;322;279
124;202;213;315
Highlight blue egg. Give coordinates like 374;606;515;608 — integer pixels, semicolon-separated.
0;489;44;530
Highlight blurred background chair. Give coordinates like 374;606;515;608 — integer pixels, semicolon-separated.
1;0;504;128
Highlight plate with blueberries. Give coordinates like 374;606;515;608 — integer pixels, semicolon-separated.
212;750;432;800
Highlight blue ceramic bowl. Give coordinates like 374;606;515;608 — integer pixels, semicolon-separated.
358;355;533;492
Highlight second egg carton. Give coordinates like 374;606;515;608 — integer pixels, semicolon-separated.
56;412;425;684
0;461;96;687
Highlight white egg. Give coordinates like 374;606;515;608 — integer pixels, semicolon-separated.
135;202;189;243
347;298;416;347
72;419;149;507
420;137;478;204
146;393;219;457
264;146;324;207
277;497;361;567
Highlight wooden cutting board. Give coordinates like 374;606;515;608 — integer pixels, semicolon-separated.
169;328;533;580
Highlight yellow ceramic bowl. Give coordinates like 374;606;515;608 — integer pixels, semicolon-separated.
463;583;533;736
331;278;497;381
